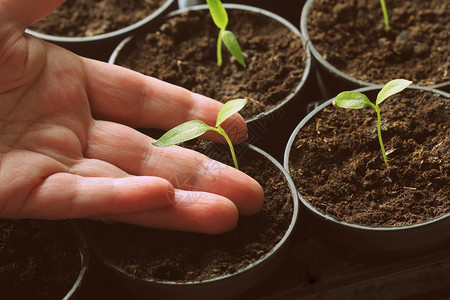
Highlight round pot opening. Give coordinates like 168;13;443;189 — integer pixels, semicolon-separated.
284;85;450;255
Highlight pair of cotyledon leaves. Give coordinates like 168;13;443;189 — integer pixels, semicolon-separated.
334;79;412;110
153;98;247;148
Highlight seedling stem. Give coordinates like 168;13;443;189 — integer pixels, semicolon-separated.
379;0;390;32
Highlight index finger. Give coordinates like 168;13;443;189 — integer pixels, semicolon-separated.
82;58;247;144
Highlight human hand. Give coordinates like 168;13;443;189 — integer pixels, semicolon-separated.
0;0;264;234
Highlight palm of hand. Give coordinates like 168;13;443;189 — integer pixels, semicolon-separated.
1;43;108;217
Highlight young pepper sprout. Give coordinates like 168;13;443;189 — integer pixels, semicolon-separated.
206;0;246;67
152;98;247;169
333;79;412;167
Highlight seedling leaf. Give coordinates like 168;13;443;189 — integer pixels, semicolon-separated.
221;30;246;67
376;79;412;105
206;0;228;30
216;98;247;127
334;92;372;109
152;98;250;169
152;120;212;147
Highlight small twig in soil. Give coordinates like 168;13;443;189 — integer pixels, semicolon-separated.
403;186;417;190
247;97;265;107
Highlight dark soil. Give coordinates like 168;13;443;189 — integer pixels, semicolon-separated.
29;0;168;37
288;89;449;227
0;220;82;299
307;0;449;86
87;142;294;282
115;8;306;120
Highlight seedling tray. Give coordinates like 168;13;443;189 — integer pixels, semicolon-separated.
76;214;450;299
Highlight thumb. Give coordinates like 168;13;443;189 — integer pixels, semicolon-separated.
0;0;66;29
0;0;67;93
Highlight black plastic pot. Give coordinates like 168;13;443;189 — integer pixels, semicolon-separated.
109;3;312;162
25;0;176;61
300;0;450;99
86;144;299;300
284;85;450;255
0;220;89;299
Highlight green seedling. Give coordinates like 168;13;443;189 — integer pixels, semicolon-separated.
152;98;247;169
379;0;390;32
333;79;412;167
206;0;246;67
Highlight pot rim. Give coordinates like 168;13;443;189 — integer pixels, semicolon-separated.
100;143;299;287
284;84;450;232
300;0;450;90
25;0;175;43
108;3;311;124
64;222;90;300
